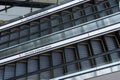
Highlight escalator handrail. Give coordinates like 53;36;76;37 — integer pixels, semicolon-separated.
0;0;89;31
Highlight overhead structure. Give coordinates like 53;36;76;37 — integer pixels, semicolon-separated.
0;0;54;8
0;0;64;22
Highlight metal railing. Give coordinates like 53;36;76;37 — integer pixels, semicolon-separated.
0;11;119;61
0;0;89;30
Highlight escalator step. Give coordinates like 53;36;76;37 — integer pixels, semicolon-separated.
0;69;3;80
4;66;15;79
52;52;64;77
77;44;92;70
53;68;64;77
28;59;38;73
64;48;78;73
16;78;27;80
16;62;27;76
64;48;76;62
81;60;91;70
40;55;51;70
27;74;39;80
90;40;106;65
108;0;117;7
40;71;51;80
104;36;118;50
104;36;120;61
77;44;89;58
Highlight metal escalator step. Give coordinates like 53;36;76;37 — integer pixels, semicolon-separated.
77;44;89;58
51;15;60;27
96;3;107;17
73;8;82;19
0;69;3;80
52;52;64;77
84;6;93;15
40;71;51;80
16;78;26;80
81;60;92;70
4;65;15;79
90;40;104;54
27;74;39;80
104;36;118;50
66;64;78;74
40;55;51;70
77;43;92;69
16;62;27;76
30;22;40;34
53;68;64;77
108;0;118;7
27;59;38;73
64;48;78;73
52;52;63;66
64;48;76;62
104;35;120;61
90;40;106;66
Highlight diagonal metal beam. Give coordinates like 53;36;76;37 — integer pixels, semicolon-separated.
0;6;13;12
0;0;53;8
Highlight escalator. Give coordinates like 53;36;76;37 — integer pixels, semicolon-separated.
0;10;120;65
0;0;119;80
0;0;119;50
0;31;120;80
